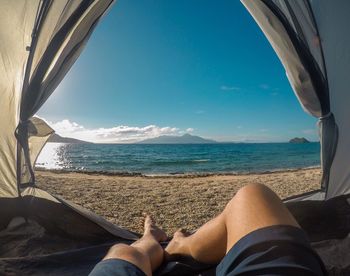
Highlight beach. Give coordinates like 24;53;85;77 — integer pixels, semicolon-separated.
36;168;321;235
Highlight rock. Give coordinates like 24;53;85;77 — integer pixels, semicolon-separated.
289;137;310;144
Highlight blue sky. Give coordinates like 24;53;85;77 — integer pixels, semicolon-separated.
37;0;318;143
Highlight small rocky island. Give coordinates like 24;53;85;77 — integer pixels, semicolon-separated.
289;137;310;144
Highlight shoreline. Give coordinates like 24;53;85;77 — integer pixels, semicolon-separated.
36;167;322;234
34;165;321;178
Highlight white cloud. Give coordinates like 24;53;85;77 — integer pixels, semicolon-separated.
49;119;84;133
220;85;240;91
186;128;194;132
44;118;190;143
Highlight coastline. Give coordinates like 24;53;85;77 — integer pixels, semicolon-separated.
34;165;321;178
36;167;322;234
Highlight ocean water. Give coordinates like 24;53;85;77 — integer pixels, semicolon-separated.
36;143;321;175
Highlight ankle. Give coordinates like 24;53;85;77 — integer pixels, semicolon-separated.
180;236;192;256
142;231;158;241
166;234;192;258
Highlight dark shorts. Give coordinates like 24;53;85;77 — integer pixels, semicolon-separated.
216;225;326;275
89;259;146;276
90;225;326;276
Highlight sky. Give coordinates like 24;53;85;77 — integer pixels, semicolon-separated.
37;0;319;143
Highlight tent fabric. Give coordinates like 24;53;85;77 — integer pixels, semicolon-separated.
0;0;142;258
27;117;55;174
17;0;114;193
15;117;54;187
0;0;39;198
265;1;328;95
285;190;325;202
240;0;347;199
318;114;338;194
241;0;326;118
53;195;139;241
309;0;350;198
1;194;349;275
0;0;113;198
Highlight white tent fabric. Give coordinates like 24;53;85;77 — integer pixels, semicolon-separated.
241;0;327;118
0;0;114;198
0;0;140;247
241;0;349;199
0;1;38;197
310;0;350;198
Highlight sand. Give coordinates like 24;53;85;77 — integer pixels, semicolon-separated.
36;168;321;235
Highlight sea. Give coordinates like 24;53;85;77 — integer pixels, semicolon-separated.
35;142;321;175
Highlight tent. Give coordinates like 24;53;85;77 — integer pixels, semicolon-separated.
0;0;349;275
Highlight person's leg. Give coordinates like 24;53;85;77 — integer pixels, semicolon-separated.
165;183;299;264
103;216;167;276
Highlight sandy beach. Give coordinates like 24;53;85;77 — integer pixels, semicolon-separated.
36;168;321;235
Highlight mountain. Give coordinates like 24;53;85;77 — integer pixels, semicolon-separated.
137;134;217;144
47;133;92;144
289;137;310;144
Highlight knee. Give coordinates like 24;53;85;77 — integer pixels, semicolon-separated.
108;243;131;254
225;184;274;211
236;183;272;198
105;243;146;262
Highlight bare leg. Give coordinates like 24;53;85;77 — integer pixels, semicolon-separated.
104;215;167;276
165;184;299;264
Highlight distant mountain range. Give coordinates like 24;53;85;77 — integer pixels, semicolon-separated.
48;133;92;144
47;133;314;144
137;134;217;144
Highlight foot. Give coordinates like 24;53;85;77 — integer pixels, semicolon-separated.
164;229;191;261
143;215;168;242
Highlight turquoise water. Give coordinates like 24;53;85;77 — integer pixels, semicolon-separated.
36;143;320;175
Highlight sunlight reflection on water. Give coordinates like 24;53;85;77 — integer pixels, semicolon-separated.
35;142;320;174
36;143;69;170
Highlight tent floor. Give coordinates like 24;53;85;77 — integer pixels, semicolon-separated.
0;194;349;275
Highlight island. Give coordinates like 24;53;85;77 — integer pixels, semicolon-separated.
137;133;217;144
289;137;310;144
47;133;92;144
